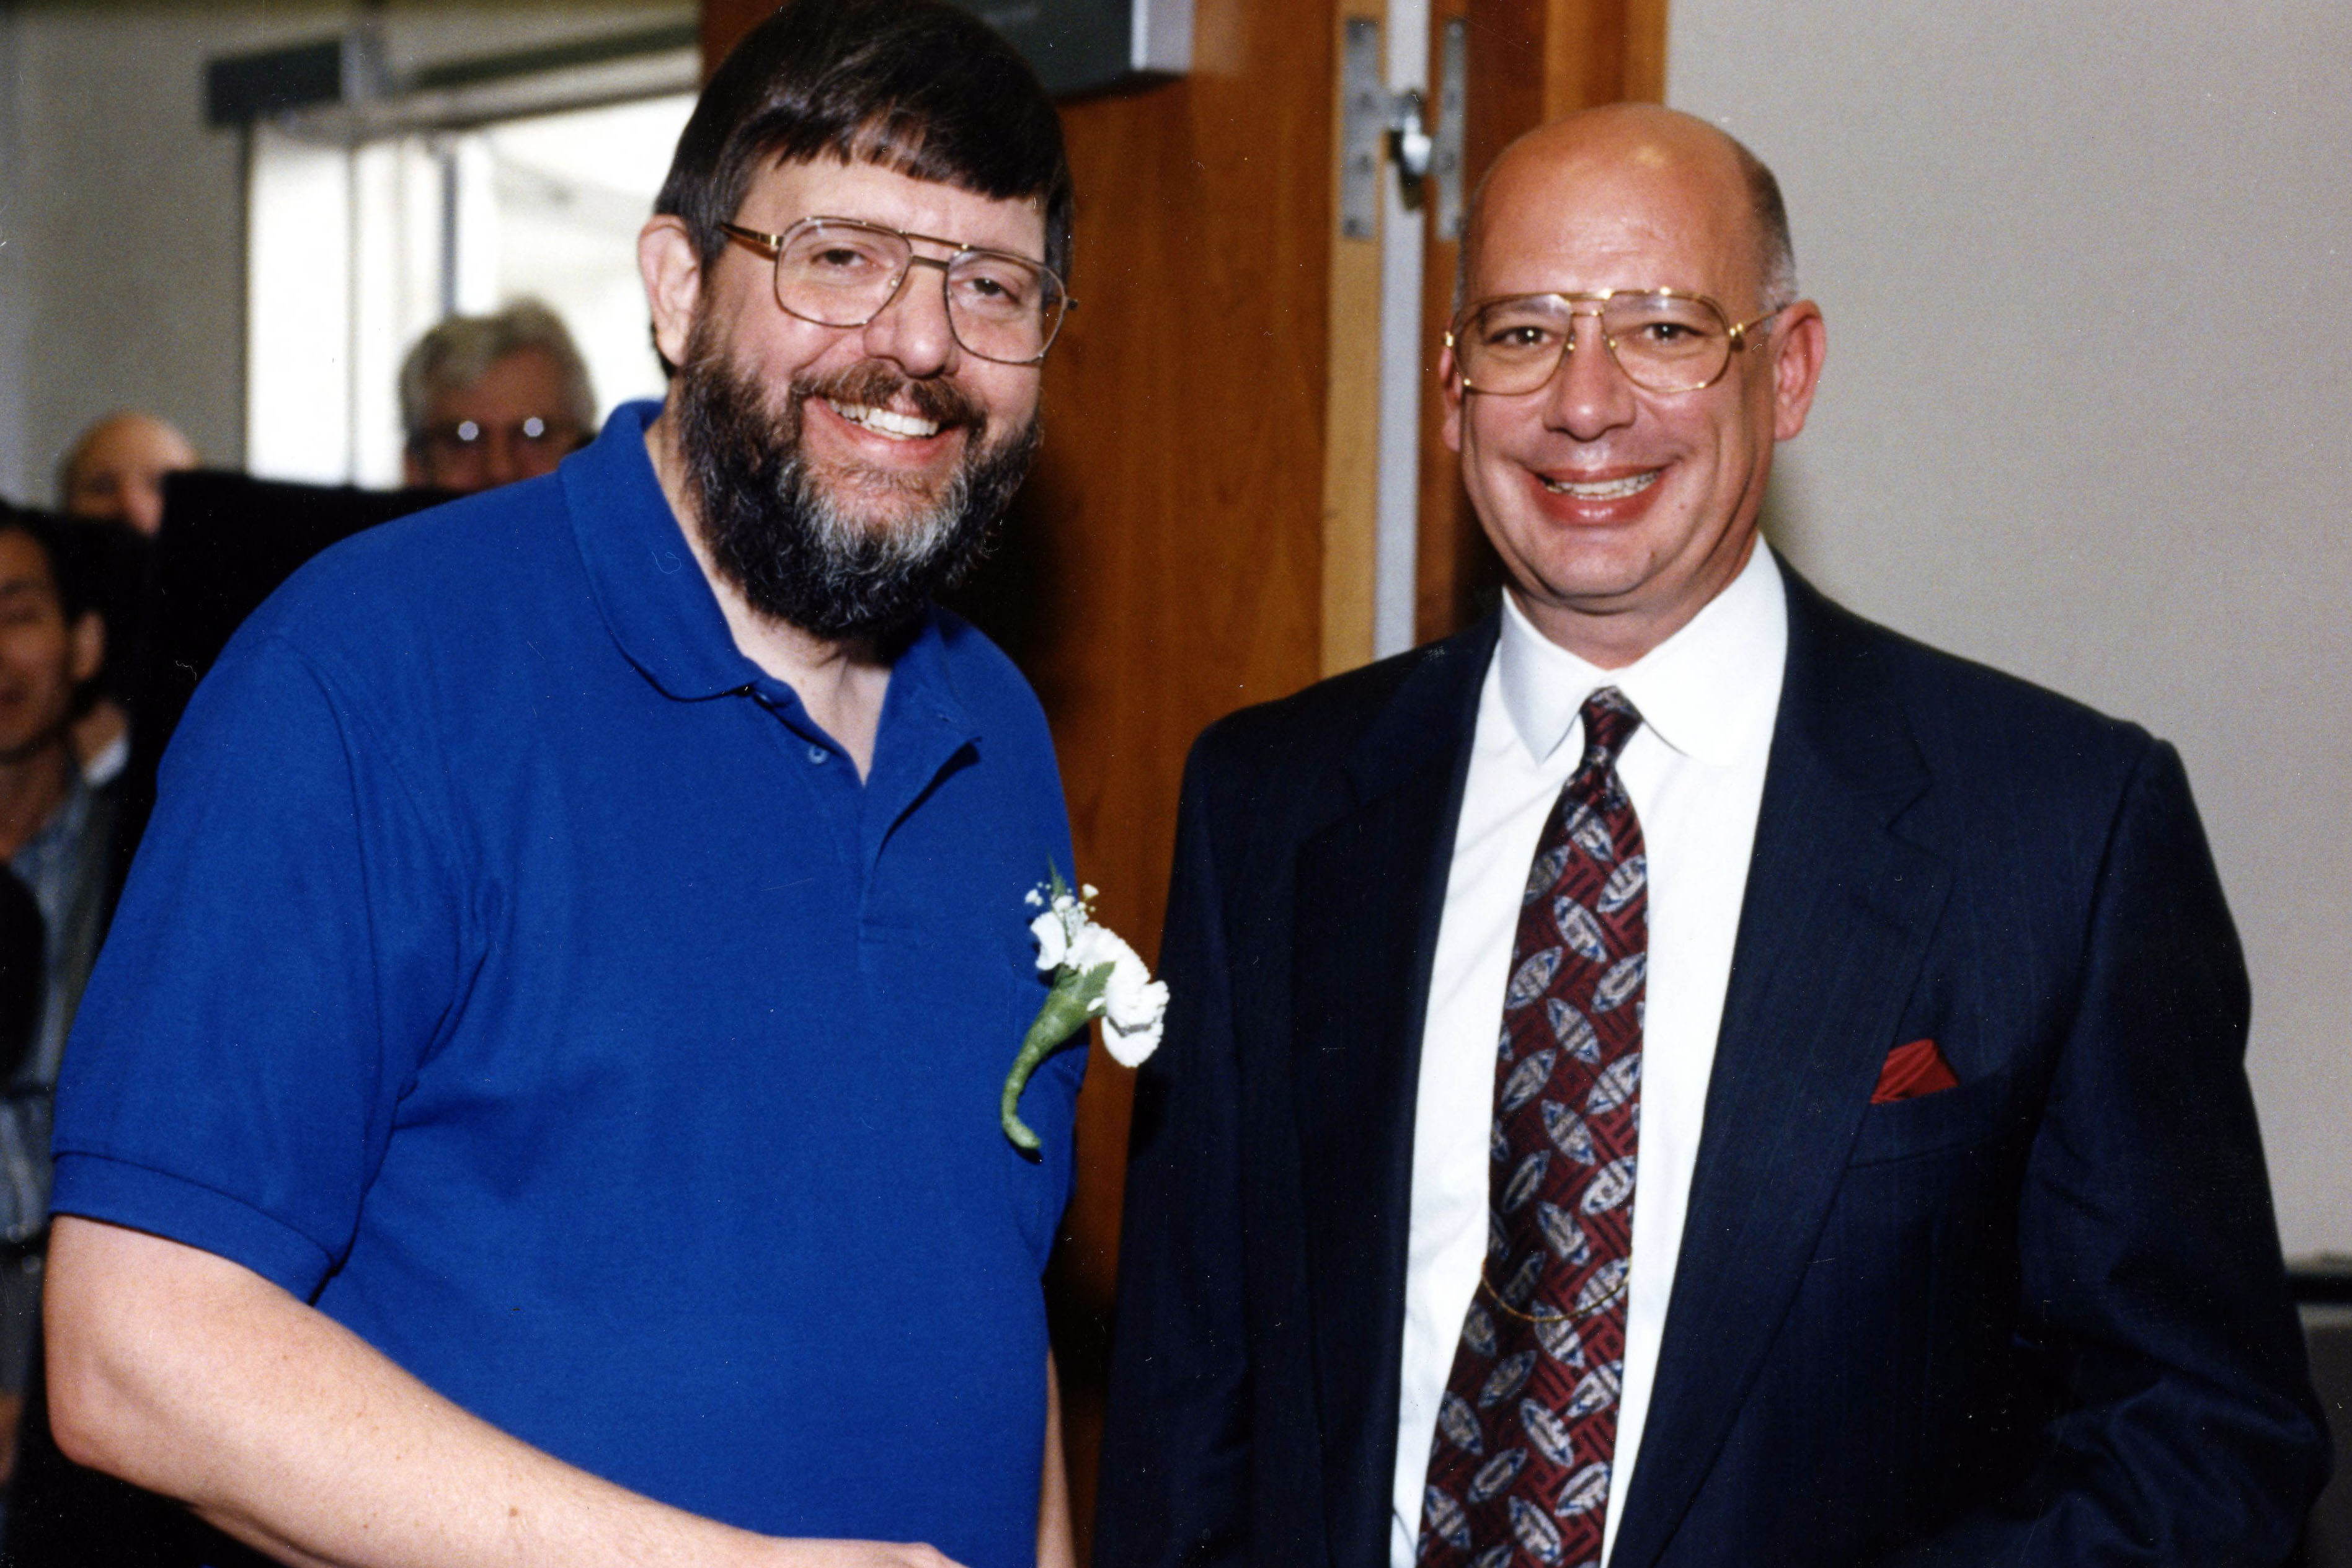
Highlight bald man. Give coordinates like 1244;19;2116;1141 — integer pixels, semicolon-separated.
58;412;197;539
55;412;189;782
1096;107;2327;1568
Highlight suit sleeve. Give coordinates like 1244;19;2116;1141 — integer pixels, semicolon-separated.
1094;741;1254;1568
1902;740;2330;1565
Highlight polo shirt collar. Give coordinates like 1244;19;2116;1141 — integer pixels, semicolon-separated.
1497;541;1786;768
560;401;974;746
565;401;763;702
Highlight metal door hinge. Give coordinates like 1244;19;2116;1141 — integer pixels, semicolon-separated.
1341;16;1467;241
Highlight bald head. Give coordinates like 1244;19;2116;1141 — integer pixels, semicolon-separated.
1460;105;1795;316
1437;100;1827;667
60;411;198;538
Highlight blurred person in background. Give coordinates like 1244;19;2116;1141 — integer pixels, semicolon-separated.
56;414;195;542
0;867;42;1538
399;298;597;493
57;414;192;786
0;511;115;1508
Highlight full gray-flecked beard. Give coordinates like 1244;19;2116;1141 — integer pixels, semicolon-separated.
673;320;1039;645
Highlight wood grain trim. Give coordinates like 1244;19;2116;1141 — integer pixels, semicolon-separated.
1321;0;1385;678
1416;0;1497;644
700;0;771;75
1543;0;1667;114
1625;0;1670;102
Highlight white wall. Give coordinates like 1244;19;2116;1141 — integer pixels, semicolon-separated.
0;0;688;506
0;1;300;500
1668;2;2352;1256
246;90;693;488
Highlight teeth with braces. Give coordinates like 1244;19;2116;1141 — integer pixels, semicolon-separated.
1541;471;1661;500
826;400;941;440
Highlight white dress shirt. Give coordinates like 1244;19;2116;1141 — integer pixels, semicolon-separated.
1388;546;1786;1567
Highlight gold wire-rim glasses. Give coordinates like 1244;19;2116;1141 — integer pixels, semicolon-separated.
1445;287;1782;396
717;216;1074;366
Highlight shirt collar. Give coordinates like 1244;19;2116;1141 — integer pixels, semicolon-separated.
1497;543;1786;768
561;399;967;738
566;400;762;702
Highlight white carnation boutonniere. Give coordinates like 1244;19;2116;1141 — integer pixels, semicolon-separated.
1000;868;1170;1154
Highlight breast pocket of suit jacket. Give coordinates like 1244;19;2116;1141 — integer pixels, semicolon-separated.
1845;1056;2022;1167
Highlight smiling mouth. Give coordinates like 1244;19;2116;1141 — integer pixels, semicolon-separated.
825;399;943;441
1540;469;1661;500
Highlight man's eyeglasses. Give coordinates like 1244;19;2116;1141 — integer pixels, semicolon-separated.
416;415;580;462
1447;290;1780;396
719;217;1072;366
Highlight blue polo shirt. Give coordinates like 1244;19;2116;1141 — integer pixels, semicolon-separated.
51;402;1083;1566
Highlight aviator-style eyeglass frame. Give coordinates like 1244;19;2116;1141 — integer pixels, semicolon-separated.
719;216;1073;366
1446;288;1782;397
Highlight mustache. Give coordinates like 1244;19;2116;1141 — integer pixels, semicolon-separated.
790;362;987;432
671;327;1039;646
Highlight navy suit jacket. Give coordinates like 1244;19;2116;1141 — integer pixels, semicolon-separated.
1096;567;2328;1567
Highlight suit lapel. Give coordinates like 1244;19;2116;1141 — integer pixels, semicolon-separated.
1609;572;1953;1568
1292;617;1498;1568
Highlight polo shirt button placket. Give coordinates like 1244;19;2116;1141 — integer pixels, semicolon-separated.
742;685;835;770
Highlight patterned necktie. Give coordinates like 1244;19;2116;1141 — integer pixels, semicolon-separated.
1419;688;1647;1568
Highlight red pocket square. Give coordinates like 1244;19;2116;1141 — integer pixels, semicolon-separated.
1871;1038;1959;1104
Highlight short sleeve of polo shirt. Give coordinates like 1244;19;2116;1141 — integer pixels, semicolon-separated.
53;623;463;1300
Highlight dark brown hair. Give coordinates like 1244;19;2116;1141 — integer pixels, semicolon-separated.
0;506;99;627
655;0;1073;281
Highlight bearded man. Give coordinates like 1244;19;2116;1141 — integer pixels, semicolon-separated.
39;5;1080;1567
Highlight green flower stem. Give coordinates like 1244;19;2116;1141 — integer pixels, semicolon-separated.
1001;962;1113;1154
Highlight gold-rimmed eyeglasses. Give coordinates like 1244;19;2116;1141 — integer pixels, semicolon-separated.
1446;289;1780;396
719;216;1072;366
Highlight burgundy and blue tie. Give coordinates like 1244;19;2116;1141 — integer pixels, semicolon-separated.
1419;688;1647;1568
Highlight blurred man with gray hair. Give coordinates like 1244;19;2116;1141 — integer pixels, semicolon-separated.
399;298;596;493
